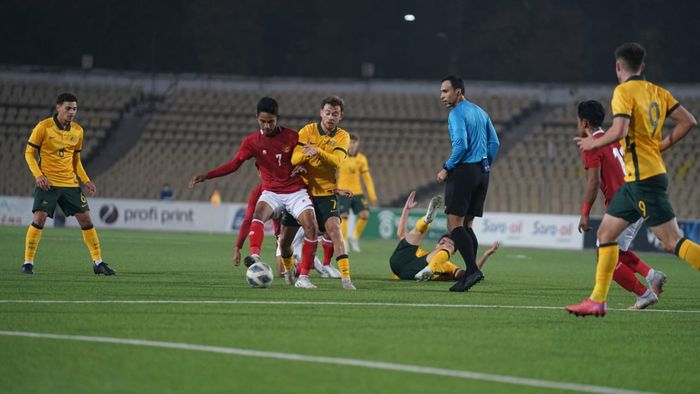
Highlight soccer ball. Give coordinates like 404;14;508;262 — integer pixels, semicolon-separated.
246;262;274;288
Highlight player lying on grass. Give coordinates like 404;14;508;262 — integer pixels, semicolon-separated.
390;191;499;282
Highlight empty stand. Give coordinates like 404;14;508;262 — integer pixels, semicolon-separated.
93;87;536;204
0;79;142;196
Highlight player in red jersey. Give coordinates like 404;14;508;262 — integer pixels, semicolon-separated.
576;100;666;310
189;97;319;284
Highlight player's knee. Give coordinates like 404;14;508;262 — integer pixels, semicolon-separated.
301;226;317;240
359;210;369;219
32;211;47;227
75;213;93;228
446;216;463;232
596;227;616;244
326;220;341;235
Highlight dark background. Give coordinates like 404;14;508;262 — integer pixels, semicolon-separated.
2;0;699;82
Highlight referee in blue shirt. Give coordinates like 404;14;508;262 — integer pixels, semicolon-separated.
437;75;500;292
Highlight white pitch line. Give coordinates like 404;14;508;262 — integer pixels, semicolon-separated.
0;299;699;314
0;330;655;394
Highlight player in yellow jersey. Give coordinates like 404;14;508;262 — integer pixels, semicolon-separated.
567;43;699;317
338;133;377;253
285;96;355;289
390;191;499;282
21;93;115;276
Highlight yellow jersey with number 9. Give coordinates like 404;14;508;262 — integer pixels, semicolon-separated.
611;75;679;182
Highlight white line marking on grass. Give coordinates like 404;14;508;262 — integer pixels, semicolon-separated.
0;330;654;394
0;299;699;314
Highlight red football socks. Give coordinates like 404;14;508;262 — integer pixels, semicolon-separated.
322;237;334;266
613;261;647;296
298;237;318;276
618;250;650;277
248;219;265;256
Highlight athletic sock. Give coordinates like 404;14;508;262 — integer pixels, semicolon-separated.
613;261;648;297
415;218;430;234
81;225;102;261
24;223;43;262
353;217;367;239
281;255;295;273
645;268;657;284
298;237;318;276
321;237;334;266
336;254;350;279
341;219;348;241
675;238;700;270
427;249;451;272
590;243;619;302
618;249;650;276
450;227;477;274
465;227;479;259
248;219;265;256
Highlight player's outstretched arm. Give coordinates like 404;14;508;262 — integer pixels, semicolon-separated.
188;174;207;188
476;241;500;270
660;105;697;152
397;191;417;240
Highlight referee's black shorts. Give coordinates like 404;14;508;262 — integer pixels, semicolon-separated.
444;162;489;217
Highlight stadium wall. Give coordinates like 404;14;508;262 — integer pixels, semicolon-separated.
3;196;587;250
582;218;700;253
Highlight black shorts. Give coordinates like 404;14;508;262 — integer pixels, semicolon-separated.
389;239;429;280
32;186;89;218
281;195;339;233
444;162;489;217
338;194;369;215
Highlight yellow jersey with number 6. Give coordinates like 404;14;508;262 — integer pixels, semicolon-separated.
611;75;679;182
26;116;87;187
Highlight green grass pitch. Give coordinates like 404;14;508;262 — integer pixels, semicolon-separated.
1;225;699;393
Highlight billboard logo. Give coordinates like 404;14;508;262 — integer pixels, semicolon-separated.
378;210;395;239
99;204;119;224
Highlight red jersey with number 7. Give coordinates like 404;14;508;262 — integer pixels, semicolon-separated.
206;127;306;193
581;129;626;207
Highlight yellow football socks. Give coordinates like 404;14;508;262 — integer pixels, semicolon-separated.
81;227;102;261
281;255;295;273
337;255;350;279
590;243;619;302
676;238;700;270
415;218;429;234
24;224;43;262
353;217;367;239
427;249;452;272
